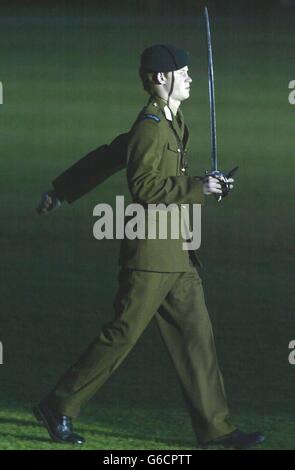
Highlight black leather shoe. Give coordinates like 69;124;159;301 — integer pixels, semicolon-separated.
202;429;265;449
33;401;85;445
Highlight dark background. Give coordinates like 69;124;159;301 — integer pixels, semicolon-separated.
0;0;294;449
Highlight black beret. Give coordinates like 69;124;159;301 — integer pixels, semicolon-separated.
140;44;190;73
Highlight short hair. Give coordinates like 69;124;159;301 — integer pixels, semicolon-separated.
139;68;168;94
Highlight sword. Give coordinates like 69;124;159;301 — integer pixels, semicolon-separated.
204;6;238;201
204;6;217;172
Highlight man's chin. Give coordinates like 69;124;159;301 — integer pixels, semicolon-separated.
176;91;191;103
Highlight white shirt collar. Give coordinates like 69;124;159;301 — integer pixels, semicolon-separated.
163;105;173;122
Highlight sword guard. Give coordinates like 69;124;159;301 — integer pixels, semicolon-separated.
205;166;239;202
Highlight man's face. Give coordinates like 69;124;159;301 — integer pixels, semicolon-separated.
165;66;192;102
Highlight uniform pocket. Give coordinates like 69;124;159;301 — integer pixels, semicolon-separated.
167;142;180;153
166;142;181;175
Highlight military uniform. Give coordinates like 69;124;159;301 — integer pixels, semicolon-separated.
47;94;235;443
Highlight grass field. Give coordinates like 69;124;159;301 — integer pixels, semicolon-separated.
0;3;294;450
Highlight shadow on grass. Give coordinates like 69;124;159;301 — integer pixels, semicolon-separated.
0;431;52;444
0;416;38;427
84;428;194;448
77;421;195;448
0;414;195;449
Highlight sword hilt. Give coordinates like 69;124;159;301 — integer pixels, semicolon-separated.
205;166;239;202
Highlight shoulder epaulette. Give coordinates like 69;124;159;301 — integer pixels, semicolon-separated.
139;113;161;123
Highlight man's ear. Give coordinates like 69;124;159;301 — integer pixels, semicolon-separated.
154;72;167;85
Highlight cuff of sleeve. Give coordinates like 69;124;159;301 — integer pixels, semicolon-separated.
52;181;65;203
192;177;205;205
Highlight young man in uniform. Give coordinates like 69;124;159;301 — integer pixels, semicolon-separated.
35;44;265;449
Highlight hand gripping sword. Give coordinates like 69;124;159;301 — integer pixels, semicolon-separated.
204;6;238;202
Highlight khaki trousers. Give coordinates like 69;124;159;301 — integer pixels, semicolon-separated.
48;263;235;443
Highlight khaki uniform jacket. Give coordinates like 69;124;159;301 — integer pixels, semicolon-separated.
119;95;204;272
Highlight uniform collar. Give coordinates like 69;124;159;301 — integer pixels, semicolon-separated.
149;95;184;137
163;105;173;121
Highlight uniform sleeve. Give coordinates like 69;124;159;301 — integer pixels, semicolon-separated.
52;133;128;203
127;120;204;205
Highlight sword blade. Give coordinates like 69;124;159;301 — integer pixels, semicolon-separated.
204;7;218;172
